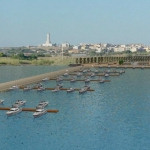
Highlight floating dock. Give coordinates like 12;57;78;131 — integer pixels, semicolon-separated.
69;73;120;76
0;107;59;113
19;87;95;92
49;79;111;82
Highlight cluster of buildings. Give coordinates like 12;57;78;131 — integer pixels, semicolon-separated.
1;33;150;57
40;33;150;54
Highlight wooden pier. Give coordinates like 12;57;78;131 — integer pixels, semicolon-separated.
69;73;120;76
20;87;95;92
0;107;59;113
49;79;111;82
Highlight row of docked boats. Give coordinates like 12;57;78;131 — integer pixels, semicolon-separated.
5;100;48;118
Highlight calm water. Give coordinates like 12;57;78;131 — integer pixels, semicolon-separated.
0;67;150;150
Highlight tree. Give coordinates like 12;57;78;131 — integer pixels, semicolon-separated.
119;60;124;65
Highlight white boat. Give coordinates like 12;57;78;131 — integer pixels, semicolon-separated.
42;78;49;81
70;78;76;82
13;100;26;107
77;72;82;77
33;108;47;118
23;86;31;91
63;73;69;76
99;78;105;83
119;70;125;74
94;70;99;73
0;99;4;104
52;87;60;92
67;88;75;93
6;107;22;116
84;85;90;90
104;73;109;77
36;101;48;108
37;87;45;91
90;73;95;77
83;70;87;73
85;78;90;83
79;88;87;94
9;85;19;90
56;77;63;82
57;83;63;88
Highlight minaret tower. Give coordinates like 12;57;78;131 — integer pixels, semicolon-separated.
42;33;52;47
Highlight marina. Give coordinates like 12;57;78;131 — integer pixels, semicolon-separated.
0;107;58;113
0;65;150;150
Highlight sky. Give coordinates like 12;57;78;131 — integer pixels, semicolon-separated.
0;0;150;47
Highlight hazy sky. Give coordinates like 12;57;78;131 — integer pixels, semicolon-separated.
0;0;150;47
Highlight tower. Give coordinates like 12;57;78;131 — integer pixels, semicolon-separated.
42;33;52;47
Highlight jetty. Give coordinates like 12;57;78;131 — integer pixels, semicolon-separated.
49;79;110;82
20;87;95;92
0;107;58;113
0;66;83;92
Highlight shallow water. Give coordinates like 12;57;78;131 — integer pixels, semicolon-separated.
0;67;150;150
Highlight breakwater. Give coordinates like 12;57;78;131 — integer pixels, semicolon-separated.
0;66;83;92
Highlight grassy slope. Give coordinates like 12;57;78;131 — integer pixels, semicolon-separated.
0;57;75;65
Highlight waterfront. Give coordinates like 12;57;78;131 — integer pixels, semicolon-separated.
0;67;150;150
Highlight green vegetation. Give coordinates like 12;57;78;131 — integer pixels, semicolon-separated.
0;56;75;66
119;60;124;65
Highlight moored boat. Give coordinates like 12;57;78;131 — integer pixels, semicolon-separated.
9;85;19;90
42;78;49;81
0;99;4;104
36;101;49;109
13;100;26;107
6;107;22;116
52;87;60;92
37;87;45;91
104;73;109;77
33;108;47;118
67;88;75;93
79;88;87;94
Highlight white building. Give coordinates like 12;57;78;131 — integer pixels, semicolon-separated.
61;43;70;48
42;33;52;47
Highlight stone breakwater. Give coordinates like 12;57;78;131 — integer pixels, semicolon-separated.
0;66;83;92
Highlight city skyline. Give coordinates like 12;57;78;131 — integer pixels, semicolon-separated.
0;0;150;47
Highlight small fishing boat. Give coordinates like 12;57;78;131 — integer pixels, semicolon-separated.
6;107;22;116
94;70;99;73
0;99;4;104
13;100;26;107
42;78;49;81
83;70;87;73
99;78;105;83
67;88;75;93
23;86;32;91
79;88;87;94
63;73;69;76
84;85;90;90
37;87;45;91
90;73;95;77
70;77;76;82
36;101;49;109
9;85;19;90
85;78;90;83
52;87;60;92
104;73;109;77
56;77;63;82
33;108;47;118
77;72;82;77
57;83;63;88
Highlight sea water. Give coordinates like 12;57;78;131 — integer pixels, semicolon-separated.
0;67;150;150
